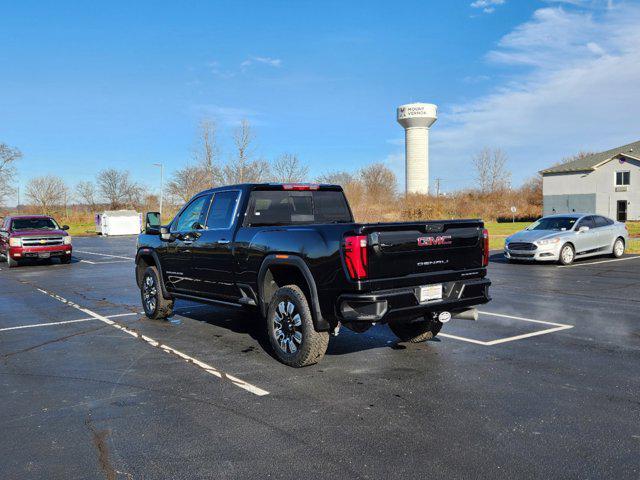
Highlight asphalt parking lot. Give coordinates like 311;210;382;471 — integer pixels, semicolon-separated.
1;236;640;479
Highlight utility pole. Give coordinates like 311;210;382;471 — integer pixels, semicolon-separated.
435;177;442;197
153;163;164;219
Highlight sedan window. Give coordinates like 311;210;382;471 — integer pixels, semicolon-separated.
528;217;577;231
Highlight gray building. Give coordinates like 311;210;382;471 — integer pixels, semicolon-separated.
541;140;640;222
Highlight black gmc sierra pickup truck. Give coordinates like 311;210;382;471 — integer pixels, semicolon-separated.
136;183;491;367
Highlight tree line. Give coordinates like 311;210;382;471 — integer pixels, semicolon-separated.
0;119;572;222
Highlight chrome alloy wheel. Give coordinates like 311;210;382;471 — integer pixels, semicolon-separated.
614;239;625;257
142;274;157;314
561;245;574;264
273;300;303;354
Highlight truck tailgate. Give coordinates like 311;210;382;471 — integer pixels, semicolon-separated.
361;220;484;279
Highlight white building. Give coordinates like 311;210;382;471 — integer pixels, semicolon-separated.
541;141;640;222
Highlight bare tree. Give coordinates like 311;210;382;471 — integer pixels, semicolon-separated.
75;181;98;210
97;169;143;209
167;164;211;203
316;171;356;186
193;119;222;187
0;143;22;207
360;163;397;203
220;119;272;183
559;150;596;165
25;175;68;212
272;153;309;183
472;147;511;193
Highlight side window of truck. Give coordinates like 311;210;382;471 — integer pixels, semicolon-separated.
206;191;240;229
171;195;211;232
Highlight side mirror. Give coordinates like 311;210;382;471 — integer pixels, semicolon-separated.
160;226;173;242
578;226;590;233
145;212;161;234
62;225;70;231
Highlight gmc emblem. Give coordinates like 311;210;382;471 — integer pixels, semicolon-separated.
417;235;452;246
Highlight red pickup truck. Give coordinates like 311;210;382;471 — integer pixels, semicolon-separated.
0;215;73;268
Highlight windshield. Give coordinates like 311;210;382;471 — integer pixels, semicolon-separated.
11;217;60;231
527;217;577;231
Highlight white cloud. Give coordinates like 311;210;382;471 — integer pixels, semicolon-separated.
470;0;506;14
429;4;640;189
240;56;282;70
192;104;263;126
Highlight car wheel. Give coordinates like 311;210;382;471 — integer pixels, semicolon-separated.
611;238;625;258
141;266;174;320
60;255;72;264
558;243;575;266
389;317;443;343
7;255;19;268
266;285;329;367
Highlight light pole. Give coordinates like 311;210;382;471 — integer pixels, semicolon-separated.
152;163;164;219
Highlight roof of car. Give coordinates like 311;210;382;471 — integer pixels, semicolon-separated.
199;183;342;194
542;213;586;219
8;214;54;220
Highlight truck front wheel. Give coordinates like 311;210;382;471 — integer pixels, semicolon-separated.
266;285;329;367
141;266;174;320
389;317;442;343
7;255;19;268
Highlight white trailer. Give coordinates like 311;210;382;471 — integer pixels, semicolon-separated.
95;210;142;236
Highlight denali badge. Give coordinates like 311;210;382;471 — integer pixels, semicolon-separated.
417;235;452;246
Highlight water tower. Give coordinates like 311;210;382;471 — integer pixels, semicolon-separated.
396;103;437;195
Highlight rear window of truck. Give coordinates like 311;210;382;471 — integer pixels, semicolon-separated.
245;190;352;226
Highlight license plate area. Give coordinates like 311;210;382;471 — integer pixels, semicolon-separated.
416;284;443;303
38;252;51;259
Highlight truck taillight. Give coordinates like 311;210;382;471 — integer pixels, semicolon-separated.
344;235;368;280
482;228;489;267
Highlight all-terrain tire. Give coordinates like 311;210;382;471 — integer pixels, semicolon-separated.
389;318;443;343
141;266;174;320
558;243;575;266
611;237;625;258
266;285;329;367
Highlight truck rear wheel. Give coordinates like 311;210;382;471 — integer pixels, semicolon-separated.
389;317;442;343
266;285;329;367
141;266;174;320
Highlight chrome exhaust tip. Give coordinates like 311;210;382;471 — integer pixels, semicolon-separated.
453;308;479;321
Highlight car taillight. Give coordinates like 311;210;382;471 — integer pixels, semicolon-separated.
282;184;320;191
344;235;368;280
482;228;489;267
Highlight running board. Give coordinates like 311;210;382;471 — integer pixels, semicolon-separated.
172;292;243;308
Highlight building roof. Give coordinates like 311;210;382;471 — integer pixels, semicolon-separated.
540;140;640;175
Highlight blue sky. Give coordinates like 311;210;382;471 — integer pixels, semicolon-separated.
2;0;639;200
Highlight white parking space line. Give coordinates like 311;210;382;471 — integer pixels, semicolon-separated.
558;255;640;268
74;250;134;261
0;313;137;332
80;259;132;265
438;310;573;346
36;288;269;397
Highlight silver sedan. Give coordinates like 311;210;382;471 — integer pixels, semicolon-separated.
504;214;629;265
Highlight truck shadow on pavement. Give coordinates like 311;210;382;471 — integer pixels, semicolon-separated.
173;302;409;361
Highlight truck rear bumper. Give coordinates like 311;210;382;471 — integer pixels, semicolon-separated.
337;278;491;323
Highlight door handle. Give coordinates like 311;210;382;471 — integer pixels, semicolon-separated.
217;239;230;244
